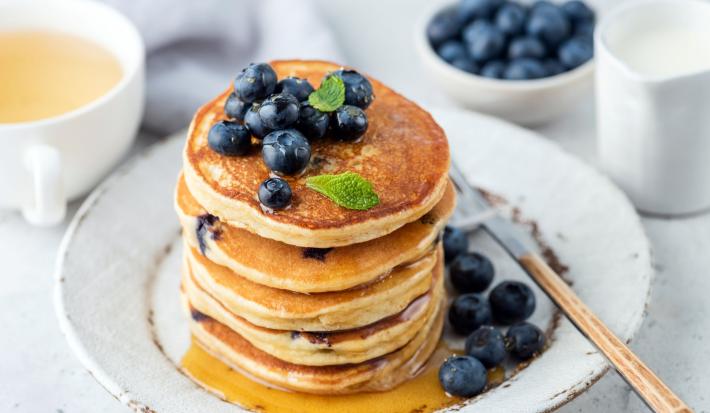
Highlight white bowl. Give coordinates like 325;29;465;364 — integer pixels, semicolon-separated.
415;2;595;126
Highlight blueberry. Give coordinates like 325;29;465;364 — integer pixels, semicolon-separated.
480;60;506;78
489;281;536;324
439;356;487;397
504;58;547;80
437;40;468;64
558;36;593;69
448;293;492;335
451;57;479;74
262;129;311;176
276;77;314;102
296;102;329;140
427;9;464;47
465;326;506;368
574;20;595;39
207;120;251;156
443;226;469;262
508;36;547;59
331;105;368;141
531;0;557;13
465;22;506;62
505;322;545;359
234;63;277;103
495;2;527;36
258;177;292;210
450;252;495;293
543;58;566;76
244;103;271;139
326;69;374;109
526;6;571;48
224;93;250;121
458;0;504;22
258;93;300;130
462;20;492;44
561;0;595;23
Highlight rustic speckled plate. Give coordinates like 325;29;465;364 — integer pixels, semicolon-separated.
55;108;653;413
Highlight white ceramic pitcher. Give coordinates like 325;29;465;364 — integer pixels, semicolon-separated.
596;0;710;215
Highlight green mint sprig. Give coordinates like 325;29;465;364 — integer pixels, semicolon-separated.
308;75;345;112
306;172;379;210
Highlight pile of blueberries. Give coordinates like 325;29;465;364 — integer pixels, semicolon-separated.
207;62;374;210
428;0;595;80
439;226;546;397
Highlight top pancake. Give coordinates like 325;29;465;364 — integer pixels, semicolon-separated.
183;60;450;247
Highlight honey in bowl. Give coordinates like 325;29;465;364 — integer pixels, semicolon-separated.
0;31;123;123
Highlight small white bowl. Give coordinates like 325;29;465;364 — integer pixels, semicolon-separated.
415;2;594;126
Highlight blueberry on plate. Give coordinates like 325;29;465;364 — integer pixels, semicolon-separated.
207;120;251;156
331;105;368;141
224;93;250;121
466;22;506;62
494;2;527;36
543;58;566;76
558;36;593;69
439;356;487;397
296;102;329;140
451;57;479;74
561;0;595;23
448;293;493;335
526;5;571;48
427;8;464;47
276;77;314;102
443;226;468;262
244;103;271;139
505;322;546;359
234;63;277;103
504;58;547;80
508;36;547;60
450;252;495;293
327;69;375;109
480;60;506;79
437;40;468;64
262;129;311;176
489;280;536;324
458;0;504;22
258;177;292;210
465;325;506;368
258;93;300;130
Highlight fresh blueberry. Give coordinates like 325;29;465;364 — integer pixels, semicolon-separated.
439;356;487;397
526;5;571;48
258;93;300;130
561;0;595;23
224;93;250;121
331;105;368;141
543;58;566;76
451;57;479;74
531;0;558;13
427;9;464;47
275;77;314;102
504;58;547;80
234;63;277;103
327;69;375;109
262;129;311;176
558;36;593;69
480;60;507;78
574;20;595;39
465;22;506;62
465;326;506;368
296;102;329;140
448;293;493;335
458;0;504;22
462;20;491;44
207;120;251;156
495;2;527;36
489;280;536;324
437;40;468;64
508;36;547;59
443;226;469;262
258;177;292;210
244;103;271;139
450;252;495;293
505;322;546;359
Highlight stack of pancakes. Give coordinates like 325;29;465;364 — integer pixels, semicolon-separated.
176;60;453;394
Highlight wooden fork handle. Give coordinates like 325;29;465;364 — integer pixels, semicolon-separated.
519;253;693;413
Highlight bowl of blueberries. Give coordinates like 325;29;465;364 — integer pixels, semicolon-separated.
416;0;596;125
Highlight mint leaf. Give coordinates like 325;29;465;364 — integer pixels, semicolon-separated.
306;172;379;210
308;75;345;112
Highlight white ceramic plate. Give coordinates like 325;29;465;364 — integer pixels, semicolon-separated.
55;108;653;413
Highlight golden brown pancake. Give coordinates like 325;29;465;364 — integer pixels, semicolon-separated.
183;60;451;248
176;173;455;292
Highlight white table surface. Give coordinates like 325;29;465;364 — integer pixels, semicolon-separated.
1;1;707;412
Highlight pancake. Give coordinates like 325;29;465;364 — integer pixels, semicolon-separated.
182;259;444;366
176;173;455;293
182;294;445;395
184;244;442;331
182;60;451;248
